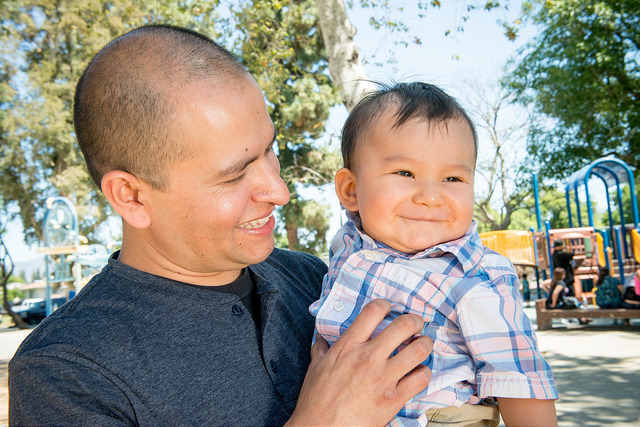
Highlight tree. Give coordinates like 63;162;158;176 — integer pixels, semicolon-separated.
0;223;29;329
31;267;42;281
506;0;640;180
508;185;571;230
315;0;376;110
465;77;533;231
11;272;26;283
317;0;518;109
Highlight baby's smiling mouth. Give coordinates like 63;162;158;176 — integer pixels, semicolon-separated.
403;216;444;222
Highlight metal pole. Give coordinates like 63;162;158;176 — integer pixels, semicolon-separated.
533;174;542;232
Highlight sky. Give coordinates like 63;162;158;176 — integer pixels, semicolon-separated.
5;0;537;264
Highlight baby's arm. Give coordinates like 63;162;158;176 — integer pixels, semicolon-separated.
497;397;558;427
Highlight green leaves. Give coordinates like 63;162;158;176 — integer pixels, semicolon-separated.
507;0;640;180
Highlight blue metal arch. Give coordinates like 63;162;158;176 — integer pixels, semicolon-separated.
565;156;639;230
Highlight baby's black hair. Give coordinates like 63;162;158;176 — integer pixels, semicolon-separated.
341;82;477;170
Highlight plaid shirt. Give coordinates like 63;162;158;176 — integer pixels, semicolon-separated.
310;218;557;427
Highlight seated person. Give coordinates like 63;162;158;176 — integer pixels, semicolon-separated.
594;267;622;309
622;269;640;308
552;240;580;296
546;268;568;309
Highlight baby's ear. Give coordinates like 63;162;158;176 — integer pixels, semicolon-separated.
334;168;359;212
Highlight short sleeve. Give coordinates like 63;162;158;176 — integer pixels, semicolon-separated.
9;353;136;426
455;275;558;400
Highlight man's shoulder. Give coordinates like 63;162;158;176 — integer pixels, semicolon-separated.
252;248;327;291
10;264;166;363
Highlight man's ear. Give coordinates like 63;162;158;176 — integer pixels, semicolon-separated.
334;168;359;212
101;171;152;229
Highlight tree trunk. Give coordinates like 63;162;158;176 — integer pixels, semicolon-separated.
315;0;376;111
2;300;29;330
286;223;299;250
1;233;30;329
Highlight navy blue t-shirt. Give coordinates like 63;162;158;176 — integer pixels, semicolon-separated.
9;248;326;426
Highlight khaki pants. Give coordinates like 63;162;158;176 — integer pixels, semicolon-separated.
423;400;500;427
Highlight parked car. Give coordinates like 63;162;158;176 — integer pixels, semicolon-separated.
11;297;67;325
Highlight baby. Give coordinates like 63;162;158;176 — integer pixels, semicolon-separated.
310;82;558;427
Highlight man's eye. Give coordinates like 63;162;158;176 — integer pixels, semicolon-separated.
224;173;245;185
395;171;414;178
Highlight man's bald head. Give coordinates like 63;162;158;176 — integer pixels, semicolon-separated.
74;24;250;190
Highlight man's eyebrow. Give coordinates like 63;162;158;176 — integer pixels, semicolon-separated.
216;126;277;178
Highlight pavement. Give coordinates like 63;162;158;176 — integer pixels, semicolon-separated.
0;327;32;427
0;307;638;427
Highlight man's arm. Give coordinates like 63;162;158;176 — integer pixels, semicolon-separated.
286;299;433;427
497;397;558;427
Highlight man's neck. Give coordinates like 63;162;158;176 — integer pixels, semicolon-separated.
117;245;243;287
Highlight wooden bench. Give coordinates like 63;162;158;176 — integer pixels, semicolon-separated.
534;299;640;330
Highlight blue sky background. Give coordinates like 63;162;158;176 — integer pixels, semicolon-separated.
6;1;536;264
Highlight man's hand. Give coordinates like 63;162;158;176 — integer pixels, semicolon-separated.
286;299;433;427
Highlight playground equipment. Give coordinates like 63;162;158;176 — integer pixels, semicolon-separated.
565;156;640;282
37;196;110;317
480;156;640;299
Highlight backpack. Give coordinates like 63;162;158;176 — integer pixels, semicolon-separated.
595;276;622;309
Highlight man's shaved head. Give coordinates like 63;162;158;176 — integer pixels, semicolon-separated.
74;24;250;190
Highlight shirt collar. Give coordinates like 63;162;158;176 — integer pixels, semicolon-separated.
344;210;484;273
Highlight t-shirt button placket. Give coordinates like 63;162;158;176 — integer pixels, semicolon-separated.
231;304;243;316
270;360;278;374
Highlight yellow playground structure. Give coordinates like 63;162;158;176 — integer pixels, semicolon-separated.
479;156;640;300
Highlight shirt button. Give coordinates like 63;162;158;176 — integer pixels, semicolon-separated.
270;360;278;373
333;301;345;312
231;304;243;315
363;250;376;261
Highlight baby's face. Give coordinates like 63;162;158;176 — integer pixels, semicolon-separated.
351;113;475;254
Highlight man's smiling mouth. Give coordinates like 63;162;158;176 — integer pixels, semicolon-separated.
238;213;272;229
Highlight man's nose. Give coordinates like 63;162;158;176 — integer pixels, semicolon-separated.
254;156;291;206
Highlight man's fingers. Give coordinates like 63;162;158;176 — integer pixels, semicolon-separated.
369;311;425;356
310;335;329;361
396;364;432;404
337;299;391;343
386;335;433;381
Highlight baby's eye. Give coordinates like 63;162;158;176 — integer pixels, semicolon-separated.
444;176;462;182
394;171;414;178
